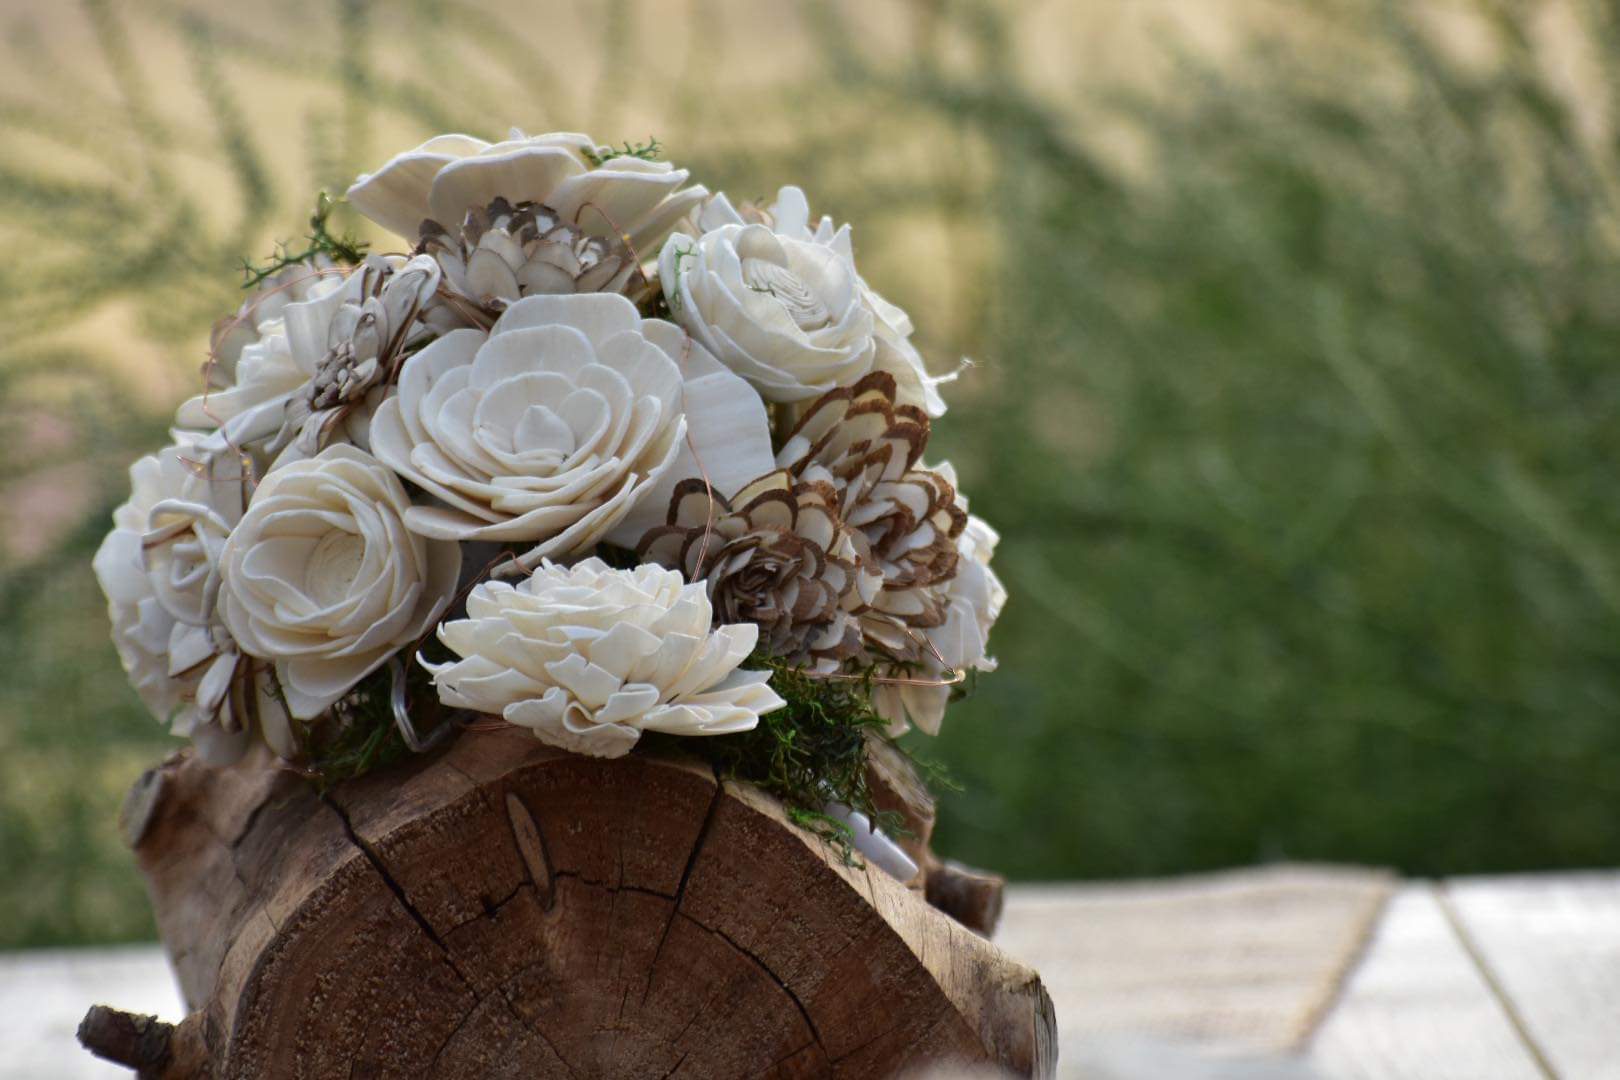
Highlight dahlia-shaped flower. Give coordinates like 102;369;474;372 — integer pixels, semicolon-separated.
638;471;881;670
426;558;784;758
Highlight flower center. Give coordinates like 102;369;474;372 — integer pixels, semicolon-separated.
305;531;366;608
741;258;830;331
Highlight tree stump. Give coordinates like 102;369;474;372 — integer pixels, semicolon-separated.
85;729;1056;1078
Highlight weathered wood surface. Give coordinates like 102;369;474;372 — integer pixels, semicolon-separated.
89;733;1054;1079
16;870;1620;1078
1306;885;1549;1080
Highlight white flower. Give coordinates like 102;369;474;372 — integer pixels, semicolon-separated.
761;186;953;417
427;558;784;758
658;189;876;403
662;186;952;414
177;255;440;458
874;490;1006;736
177;264;345;448
369;291;774;571
217;445;461;741
347;131;706;253
93;435;250;763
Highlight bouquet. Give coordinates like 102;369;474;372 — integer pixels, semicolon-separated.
93;131;1005;866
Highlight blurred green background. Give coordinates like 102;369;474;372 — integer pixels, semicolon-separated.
5;0;1620;948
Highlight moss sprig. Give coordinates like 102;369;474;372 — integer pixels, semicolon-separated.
582;136;662;166
240;191;368;289
641;653;905;864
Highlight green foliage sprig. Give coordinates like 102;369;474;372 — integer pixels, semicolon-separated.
240;191;368;290
642;653;909;864
582;136;662;166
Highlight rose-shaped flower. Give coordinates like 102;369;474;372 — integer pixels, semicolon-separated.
874;504;1006;736
93;435;251;762
426;558;784;758
369;291;774;571
347;131;706;253
638;471;881;670
761;185;953;417
217;445;461;741
658;189;876;403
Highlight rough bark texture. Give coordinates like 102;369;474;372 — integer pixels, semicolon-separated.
92;731;1055;1078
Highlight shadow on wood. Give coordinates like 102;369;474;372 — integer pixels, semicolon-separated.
82;730;1055;1078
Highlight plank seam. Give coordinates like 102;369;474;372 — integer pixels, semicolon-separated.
1434;881;1560;1080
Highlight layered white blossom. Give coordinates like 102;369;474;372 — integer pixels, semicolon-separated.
658;189;875;403
874;489;1005;736
177;255;440;460
369;292;774;571
427;558;784;758
661;186;951;414
217;445;461;746
93;435;250;763
763;186;953;417
347;130;706;252
177;264;345;448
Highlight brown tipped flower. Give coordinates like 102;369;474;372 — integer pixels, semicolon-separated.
421;197;647;313
776;371;967;663
638;471;880;669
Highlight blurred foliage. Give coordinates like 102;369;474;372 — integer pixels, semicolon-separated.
4;0;1620;947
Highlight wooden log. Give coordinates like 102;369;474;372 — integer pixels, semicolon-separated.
91;729;1055;1078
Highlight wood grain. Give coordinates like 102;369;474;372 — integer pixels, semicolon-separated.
1307;885;1547;1080
1442;872;1620;1080
103;733;1055;1078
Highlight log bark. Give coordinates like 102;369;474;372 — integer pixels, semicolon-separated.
93;730;1055;1078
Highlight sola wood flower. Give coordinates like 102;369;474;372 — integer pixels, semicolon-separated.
369;292;775;571
658;189;876;404
271;254;442;460
874;506;1007;736
777;371;967;662
426;558;784;758
93;435;251;763
217;445;461;747
635;469;881;667
348;130;705;252
663;186;953;415
638;471;881;669
176;255;440;460
421;197;645;313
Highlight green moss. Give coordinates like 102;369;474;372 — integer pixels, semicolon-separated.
642;654;916;864
582;136;662;166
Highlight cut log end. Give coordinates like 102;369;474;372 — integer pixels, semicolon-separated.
99;734;1055;1077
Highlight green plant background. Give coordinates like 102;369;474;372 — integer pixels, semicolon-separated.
4;0;1620;948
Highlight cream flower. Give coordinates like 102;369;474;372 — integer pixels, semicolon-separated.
347;130;706;252
93;435;251;763
217;445;461;738
756;186;954;416
658;189;876;403
427;558;784;758
369;292;774;571
177;263;345;448
177;255;440;459
874;498;1006;737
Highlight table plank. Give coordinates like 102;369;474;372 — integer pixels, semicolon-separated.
1307;884;1547;1080
1443;872;1620;1080
995;865;1392;1059
0;944;183;1080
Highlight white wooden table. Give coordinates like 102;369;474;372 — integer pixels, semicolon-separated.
4;869;1614;1078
